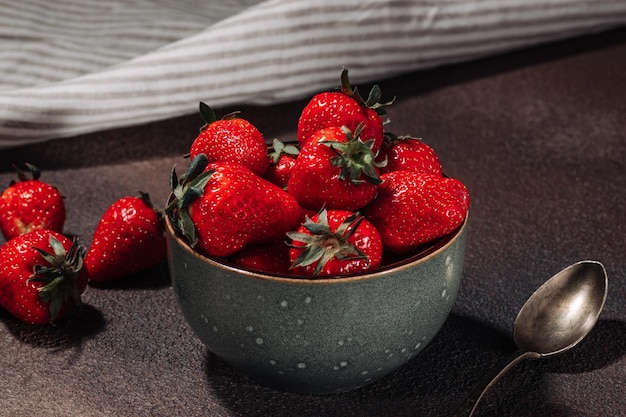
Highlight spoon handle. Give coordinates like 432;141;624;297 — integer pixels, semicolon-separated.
452;349;540;417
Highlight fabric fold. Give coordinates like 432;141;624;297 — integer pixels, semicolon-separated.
0;0;625;147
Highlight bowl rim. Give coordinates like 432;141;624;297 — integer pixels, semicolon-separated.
165;210;468;285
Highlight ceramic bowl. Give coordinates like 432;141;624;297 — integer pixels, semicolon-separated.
165;213;468;395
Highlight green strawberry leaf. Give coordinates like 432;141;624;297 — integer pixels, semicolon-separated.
166;154;215;249
199;102;217;125
287;209;369;276
321;125;385;186
269;138;299;164
339;68;394;114
28;235;86;323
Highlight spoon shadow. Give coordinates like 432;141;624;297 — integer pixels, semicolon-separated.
535;319;626;374
203;314;625;417
462;319;626;417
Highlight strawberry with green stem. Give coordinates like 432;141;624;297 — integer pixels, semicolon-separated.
379;133;443;176
263;138;299;188
288;208;382;277
167;154;302;258
297;68;393;151
0;230;87;324
189;102;269;176
288;124;386;212
0;163;66;241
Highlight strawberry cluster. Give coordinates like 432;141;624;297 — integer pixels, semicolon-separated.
0;69;469;325
0;166;167;324
168;69;470;278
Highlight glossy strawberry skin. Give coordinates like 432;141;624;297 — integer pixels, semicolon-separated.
0;230;87;324
287;127;379;212
288;210;382;277
0;178;65;241
85;194;166;282
188;161;302;258
230;241;292;275
364;172;469;255
189;117;269;176
379;138;443;176
297;91;384;151
263;151;298;189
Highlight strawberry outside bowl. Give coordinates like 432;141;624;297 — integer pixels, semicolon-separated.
164;212;468;395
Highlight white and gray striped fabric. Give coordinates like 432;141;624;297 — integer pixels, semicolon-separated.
1;0;625;148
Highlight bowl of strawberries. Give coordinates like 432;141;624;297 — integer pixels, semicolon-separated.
164;70;470;394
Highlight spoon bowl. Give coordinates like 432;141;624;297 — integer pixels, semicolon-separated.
455;260;608;416
514;260;608;356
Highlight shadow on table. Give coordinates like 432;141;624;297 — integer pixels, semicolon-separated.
467;318;626;417
203;314;626;417
87;260;171;291
0;303;105;351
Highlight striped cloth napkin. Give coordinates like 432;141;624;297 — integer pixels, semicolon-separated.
1;0;625;148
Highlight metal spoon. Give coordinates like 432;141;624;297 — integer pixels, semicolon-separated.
454;260;608;417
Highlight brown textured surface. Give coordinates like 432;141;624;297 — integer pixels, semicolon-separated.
0;27;624;417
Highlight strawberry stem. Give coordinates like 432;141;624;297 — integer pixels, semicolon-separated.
28;235;86;323
166;154;214;247
11;162;41;183
199;102;217;126
287;209;368;276
198;102;242;131
320;124;387;185
268;138;299;164
339;68;394;116
382;132;423;150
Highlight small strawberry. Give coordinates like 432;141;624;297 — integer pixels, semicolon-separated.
263;138;299;188
188;102;269;176
85;192;166;282
166;154;302;258
287;209;382;277
229;241;292;275
297;68;392;151
0;163;66;241
0;230;87;324
379;134;443;176
287;124;385;212
364;171;469;254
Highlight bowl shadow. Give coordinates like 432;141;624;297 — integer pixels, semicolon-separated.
203;314;626;417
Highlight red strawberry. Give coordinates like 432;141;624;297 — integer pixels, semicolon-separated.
166;155;302;258
364;171;469;254
188;102;269;176
379;134;443;176
0;230;87;324
287;125;385;212
0;163;66;241
297;69;392;150
85;192;166;282
230;240;292;275
287;209;382;277
263;138;299;188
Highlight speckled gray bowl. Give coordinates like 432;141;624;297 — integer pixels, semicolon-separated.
165;214;468;395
